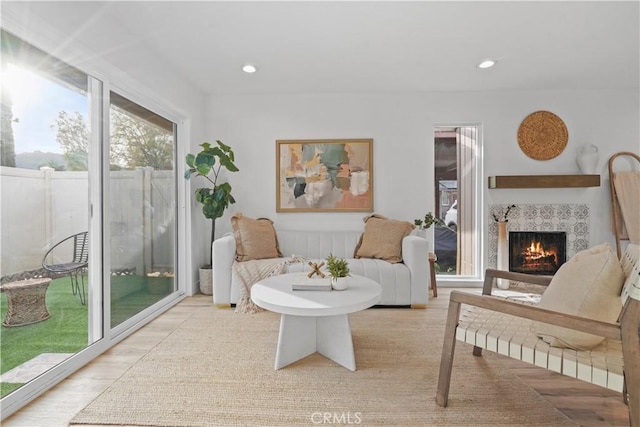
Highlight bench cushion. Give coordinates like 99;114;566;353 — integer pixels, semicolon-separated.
535;243;625;350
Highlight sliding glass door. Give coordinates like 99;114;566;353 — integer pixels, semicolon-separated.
1;29;100;397
108;92;177;328
1;30;181;417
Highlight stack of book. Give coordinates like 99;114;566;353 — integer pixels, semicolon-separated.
291;276;332;291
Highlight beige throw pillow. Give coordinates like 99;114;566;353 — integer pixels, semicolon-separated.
354;214;415;263
231;213;282;262
535;242;625;350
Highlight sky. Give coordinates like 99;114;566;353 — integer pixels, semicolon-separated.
4;63;88;154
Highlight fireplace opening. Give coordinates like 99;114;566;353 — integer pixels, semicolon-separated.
509;231;566;275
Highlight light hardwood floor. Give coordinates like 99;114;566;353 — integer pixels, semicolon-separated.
3;289;630;427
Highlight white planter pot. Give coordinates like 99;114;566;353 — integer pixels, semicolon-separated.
199;267;213;295
414;228;427;239
331;277;349;291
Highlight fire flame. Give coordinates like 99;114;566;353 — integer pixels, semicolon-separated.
523;240;556;262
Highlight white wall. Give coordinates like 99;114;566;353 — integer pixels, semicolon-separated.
207;89;639;278
208;93;434;231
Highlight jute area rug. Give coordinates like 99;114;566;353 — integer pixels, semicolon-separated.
71;304;574;426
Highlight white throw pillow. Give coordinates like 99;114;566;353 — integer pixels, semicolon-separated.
535;243;625;350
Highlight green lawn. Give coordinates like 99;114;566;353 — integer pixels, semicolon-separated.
0;274;172;398
0;277;87;398
1;278;89;372
111;274;171;327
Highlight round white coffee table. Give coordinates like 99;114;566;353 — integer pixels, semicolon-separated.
251;273;381;371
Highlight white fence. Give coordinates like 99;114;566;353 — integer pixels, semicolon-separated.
0;166;174;278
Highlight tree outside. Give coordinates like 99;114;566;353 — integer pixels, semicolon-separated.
109;106;173;170
1;72;17;167
51;111;89;171
50;106;173;171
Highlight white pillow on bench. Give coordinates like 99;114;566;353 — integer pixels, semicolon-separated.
535;242;625;350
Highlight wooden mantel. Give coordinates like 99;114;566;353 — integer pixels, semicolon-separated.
488;174;601;189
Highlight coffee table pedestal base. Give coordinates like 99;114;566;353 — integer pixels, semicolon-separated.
275;314;355;371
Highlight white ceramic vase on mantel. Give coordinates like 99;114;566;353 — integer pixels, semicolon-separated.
496;221;510;290
576;144;599;174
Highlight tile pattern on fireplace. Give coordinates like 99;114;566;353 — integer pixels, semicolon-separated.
488;204;589;269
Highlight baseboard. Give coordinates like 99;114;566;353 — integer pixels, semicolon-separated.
371;304;411;309
221;303;418;309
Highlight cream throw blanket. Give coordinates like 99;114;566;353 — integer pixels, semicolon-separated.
613;171;640;244
233;256;304;313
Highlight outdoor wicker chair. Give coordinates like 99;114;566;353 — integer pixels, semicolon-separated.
42;231;89;304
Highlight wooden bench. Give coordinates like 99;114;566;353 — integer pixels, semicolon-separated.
436;244;639;426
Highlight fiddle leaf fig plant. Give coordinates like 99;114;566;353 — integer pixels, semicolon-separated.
185;140;239;265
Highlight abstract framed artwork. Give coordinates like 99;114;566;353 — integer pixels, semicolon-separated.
276;139;373;212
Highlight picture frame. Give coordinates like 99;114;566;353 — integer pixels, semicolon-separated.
276;139;373;212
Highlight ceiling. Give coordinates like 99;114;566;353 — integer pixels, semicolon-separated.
6;1;640;95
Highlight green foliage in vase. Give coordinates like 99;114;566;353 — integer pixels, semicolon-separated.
414;211;442;230
326;254;350;278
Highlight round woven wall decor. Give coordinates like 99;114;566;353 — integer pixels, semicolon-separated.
517;110;568;160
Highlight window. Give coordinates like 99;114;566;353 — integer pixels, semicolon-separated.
433;126;481;278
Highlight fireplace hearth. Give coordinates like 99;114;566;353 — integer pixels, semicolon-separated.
509;231;566;275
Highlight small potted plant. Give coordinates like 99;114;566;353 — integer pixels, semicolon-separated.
326;253;350;291
414;211;441;237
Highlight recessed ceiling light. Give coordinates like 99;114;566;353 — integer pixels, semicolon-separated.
477;60;496;69
242;64;257;73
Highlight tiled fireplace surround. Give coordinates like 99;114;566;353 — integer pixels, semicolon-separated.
488;204;590;269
